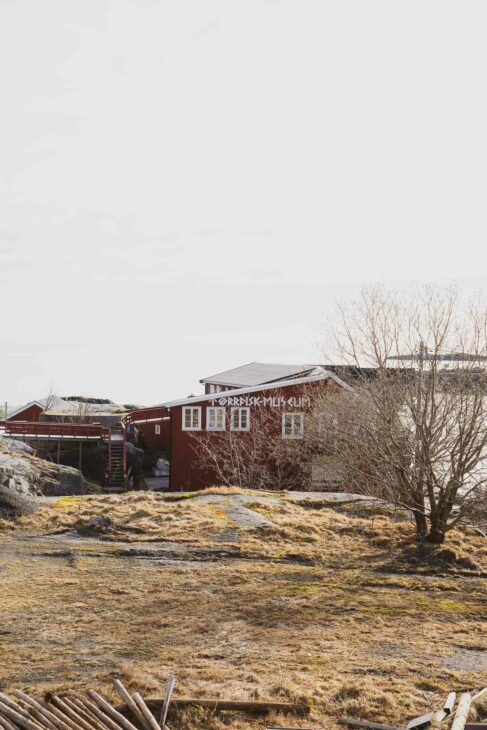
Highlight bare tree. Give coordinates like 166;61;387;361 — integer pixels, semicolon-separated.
190;407;311;491
312;285;487;543
43;385;58;413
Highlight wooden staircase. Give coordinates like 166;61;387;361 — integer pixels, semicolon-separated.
105;430;126;493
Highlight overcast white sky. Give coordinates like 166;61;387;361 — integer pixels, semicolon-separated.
1;0;486;407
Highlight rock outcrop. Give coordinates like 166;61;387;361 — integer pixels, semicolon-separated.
0;439;97;519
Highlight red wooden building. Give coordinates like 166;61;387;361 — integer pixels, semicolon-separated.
6;401;45;422
126;367;347;491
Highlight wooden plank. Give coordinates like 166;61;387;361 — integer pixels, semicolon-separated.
407;712;434;730
465;725;487;730
338;719;403;730
445;694;457;715
159;677;176;729
267;726;320;730
119;698;309;717
451;694;472;730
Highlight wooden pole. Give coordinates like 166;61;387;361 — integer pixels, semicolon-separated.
451;694;472;730
12;691;59;730
50;696;96;730
87;691;139;730
159;677;176;729
62;698;109;730
132;694;160;730
472;689;487;706
0;716;19;730
0;692;47;730
39;701;80;730
70;698;120;730
113;681;150;730
0;699;44;730
79;442;83;472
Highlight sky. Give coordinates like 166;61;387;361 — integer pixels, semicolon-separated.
1;0;486;407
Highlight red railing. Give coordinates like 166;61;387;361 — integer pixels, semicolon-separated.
123;407;169;425
0;421;110;440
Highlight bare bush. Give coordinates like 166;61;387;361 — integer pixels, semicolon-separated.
190;407;311;490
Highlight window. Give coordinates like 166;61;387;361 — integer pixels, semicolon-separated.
207;407;226;431
182;406;201;431
155;424;161;435
230;407;250;431
282;413;304;439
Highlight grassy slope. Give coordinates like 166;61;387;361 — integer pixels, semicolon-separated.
0;490;487;730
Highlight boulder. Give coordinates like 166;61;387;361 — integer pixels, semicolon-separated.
0;445;94;499
38;462;90;496
0;452;39;518
0;484;37;520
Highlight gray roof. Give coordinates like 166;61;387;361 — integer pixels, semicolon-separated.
200;362;326;387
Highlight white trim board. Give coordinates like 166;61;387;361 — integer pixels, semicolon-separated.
159;371;350;409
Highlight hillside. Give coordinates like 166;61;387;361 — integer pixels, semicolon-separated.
0;490;486;730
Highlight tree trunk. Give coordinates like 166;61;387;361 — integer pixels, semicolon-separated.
426;527;446;544
413;510;429;541
427;503;451;544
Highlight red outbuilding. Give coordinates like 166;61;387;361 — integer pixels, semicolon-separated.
6;401;45;422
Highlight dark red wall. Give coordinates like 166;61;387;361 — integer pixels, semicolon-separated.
9;404;43;422
137;418;171;452
169;379;336;491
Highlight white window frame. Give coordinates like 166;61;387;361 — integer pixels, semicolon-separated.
282;413;304;439
206;406;226;432
182;406;202;431
155;424;161;435
230;407;251;432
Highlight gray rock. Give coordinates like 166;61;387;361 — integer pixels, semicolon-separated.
38;462;89;496
0;445;90;498
0;436;35;455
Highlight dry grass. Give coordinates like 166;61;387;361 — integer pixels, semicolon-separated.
1;490;487;730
